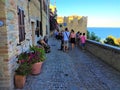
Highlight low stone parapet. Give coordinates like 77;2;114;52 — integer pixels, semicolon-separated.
86;40;120;72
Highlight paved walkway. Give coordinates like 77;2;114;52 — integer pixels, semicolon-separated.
16;37;120;90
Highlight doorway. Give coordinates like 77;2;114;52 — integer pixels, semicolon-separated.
31;22;35;45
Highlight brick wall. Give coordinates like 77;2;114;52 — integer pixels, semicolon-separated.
0;1;10;89
0;0;49;89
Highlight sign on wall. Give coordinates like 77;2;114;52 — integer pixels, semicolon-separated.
64;23;67;26
0;20;4;27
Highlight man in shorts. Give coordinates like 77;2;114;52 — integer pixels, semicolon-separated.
63;28;70;52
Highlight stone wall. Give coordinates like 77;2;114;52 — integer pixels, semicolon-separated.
0;0;49;89
0;0;10;89
29;0;41;45
42;11;47;36
43;0;50;36
57;16;88;34
6;1;31;89
86;40;120;72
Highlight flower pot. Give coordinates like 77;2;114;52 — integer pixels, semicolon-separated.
31;62;43;75
14;74;26;89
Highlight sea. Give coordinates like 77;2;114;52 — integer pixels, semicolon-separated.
87;27;120;40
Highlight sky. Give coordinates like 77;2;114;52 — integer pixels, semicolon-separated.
50;0;120;27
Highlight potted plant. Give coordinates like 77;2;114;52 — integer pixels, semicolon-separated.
16;52;29;64
29;45;46;75
14;52;32;89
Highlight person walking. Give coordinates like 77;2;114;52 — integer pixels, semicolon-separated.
58;30;64;51
80;33;86;50
70;29;76;50
79;32;82;48
76;31;80;46
63;28;70;52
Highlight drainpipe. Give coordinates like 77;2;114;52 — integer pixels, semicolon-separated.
40;0;43;36
47;0;50;36
28;0;30;22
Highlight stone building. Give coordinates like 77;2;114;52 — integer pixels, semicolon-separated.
57;15;88;34
0;0;49;89
49;4;59;34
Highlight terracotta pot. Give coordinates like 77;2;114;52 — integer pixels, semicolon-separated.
31;62;43;75
14;74;26;89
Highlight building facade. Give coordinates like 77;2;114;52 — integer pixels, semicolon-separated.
0;0;49;89
57;15;88;34
49;4;58;34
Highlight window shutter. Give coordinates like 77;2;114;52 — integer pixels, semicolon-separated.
18;7;25;42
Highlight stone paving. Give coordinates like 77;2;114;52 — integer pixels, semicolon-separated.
15;37;120;90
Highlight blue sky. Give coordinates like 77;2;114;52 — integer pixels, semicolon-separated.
50;0;120;27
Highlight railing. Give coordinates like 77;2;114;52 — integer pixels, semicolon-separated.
86;40;120;72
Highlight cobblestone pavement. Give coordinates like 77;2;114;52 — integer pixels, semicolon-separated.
16;37;120;90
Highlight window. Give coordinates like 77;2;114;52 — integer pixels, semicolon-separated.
40;21;43;36
36;20;40;37
18;7;25;42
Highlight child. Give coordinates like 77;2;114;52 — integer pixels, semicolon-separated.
80;33;86;50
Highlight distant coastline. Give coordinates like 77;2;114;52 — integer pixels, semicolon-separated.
87;27;120;40
87;27;120;28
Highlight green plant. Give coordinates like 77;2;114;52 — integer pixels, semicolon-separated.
104;37;119;47
17;52;29;64
29;45;46;64
15;62;32;76
15;45;45;75
87;30;101;42
15;52;32;76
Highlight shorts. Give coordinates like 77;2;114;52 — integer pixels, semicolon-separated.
71;38;75;44
64;40;69;47
81;43;85;47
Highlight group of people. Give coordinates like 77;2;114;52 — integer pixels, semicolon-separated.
54;27;86;52
36;27;86;53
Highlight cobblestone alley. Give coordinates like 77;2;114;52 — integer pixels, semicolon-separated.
16;37;120;90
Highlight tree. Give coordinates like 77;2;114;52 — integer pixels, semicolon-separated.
87;30;90;39
104;36;120;47
104;37;115;46
87;30;101;42
116;38;120;46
